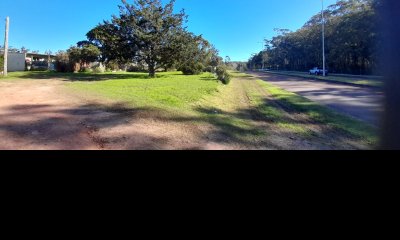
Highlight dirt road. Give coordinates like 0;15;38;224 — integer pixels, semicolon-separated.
249;71;384;126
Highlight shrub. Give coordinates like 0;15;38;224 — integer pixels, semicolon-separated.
106;60;120;71
55;51;74;72
92;66;105;73
180;62;204;75
81;67;93;73
216;65;231;85
127;65;145;72
204;66;214;73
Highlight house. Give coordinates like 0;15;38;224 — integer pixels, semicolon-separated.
0;51;56;72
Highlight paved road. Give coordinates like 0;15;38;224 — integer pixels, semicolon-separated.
249;71;384;126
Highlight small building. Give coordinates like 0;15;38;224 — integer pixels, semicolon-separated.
6;52;26;72
0;51;56;72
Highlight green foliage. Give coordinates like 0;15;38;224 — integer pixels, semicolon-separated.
83;0;224;78
236;63;248;72
180;62;204;75
92;66;105;74
105;60;120;71
84;0;188;77
67;44;101;69
127;65;145;72
248;0;379;75
216;65;231;85
55;51;74;72
204;66;214;73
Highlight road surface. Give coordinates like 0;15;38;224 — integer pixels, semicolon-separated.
249;71;384;126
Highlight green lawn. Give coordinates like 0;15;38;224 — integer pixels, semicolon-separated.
265;70;383;88
67;71;221;111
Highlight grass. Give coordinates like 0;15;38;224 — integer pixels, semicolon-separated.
265;70;383;88
66;71;221;111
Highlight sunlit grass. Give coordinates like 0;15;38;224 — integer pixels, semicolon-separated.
67;71;221;111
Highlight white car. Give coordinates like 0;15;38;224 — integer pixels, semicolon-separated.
309;67;328;76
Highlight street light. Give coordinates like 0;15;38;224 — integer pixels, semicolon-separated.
321;0;326;76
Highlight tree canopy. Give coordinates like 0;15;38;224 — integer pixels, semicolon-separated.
248;0;380;75
82;0;218;77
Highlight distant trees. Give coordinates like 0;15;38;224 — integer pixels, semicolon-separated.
55;43;101;72
69;43;101;69
248;0;380;75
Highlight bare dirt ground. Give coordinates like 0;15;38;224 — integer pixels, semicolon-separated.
0;77;373;150
0;79;205;150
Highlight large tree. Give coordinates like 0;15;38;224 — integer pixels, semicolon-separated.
91;0;187;77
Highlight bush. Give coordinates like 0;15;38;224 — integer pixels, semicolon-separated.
180;62;204;75
92;66;105;73
55;51;74;72
216;65;231;85
204;66;214;73
81;67;93;73
127;65;145;72
106;60;120;71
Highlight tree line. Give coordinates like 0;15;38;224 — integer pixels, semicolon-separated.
55;0;230;82
248;0;381;75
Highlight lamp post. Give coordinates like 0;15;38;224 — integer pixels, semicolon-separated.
321;0;326;76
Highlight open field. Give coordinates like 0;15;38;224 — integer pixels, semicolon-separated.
0;71;378;150
264;70;383;88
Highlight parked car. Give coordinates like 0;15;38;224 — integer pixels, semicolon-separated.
309;67;328;76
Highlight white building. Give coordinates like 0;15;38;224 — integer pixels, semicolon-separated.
1;51;56;72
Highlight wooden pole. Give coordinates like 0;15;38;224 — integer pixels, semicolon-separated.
3;17;9;76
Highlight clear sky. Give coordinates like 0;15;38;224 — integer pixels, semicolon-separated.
0;0;337;61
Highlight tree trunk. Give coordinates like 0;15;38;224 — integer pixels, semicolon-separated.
148;63;156;78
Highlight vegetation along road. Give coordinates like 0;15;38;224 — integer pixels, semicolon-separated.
0;71;378;150
249;71;383;126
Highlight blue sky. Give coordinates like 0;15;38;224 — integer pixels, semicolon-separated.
0;0;337;61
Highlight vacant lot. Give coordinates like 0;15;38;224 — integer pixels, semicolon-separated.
0;71;378;150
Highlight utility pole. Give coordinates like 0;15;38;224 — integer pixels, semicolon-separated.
3;17;9;77
321;0;326;77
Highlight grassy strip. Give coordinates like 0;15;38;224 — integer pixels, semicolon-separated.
255;79;378;145
266;70;383;88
